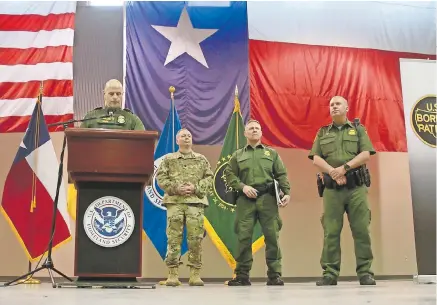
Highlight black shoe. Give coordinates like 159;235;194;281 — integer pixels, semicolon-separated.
227;277;251;286
266;277;284;286
316;276;337;286
359;275;376;285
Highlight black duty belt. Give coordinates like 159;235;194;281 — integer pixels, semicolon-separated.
323;168;364;190
240;183;274;200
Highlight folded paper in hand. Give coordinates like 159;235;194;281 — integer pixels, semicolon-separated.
274;179;284;206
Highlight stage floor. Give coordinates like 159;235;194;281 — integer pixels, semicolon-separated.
0;280;434;305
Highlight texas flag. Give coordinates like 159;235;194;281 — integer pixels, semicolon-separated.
1;99;71;261
125;1;435;152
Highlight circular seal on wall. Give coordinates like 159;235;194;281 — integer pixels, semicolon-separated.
83;196;135;248
410;95;436;148
144;155;166;211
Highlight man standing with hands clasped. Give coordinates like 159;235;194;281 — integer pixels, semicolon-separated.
224;119;291;286
308;96;377;286
156;128;213;287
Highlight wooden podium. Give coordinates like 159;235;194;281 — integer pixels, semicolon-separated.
65;128;158;284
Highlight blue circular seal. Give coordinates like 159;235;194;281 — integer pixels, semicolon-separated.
83;196;135;248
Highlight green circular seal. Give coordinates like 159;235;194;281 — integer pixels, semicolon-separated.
212;161;237;207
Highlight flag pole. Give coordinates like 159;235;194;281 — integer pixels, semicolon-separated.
224;84;240;285
158;86;177;287
169;86;176;153
234;85;239;149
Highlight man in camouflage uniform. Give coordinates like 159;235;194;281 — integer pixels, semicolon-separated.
224;119;291;286
308;96;376;286
156;128;213;287
80;79;145;130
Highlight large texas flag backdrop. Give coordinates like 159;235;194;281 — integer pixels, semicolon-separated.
125;1;435;151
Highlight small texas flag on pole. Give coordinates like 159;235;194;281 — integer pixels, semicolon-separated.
0;93;71;261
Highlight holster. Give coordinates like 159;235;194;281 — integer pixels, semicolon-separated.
359;165;371;187
316;173;325;197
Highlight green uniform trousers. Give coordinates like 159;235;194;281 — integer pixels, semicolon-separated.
165;203;205;269
234;193;282;279
321;185;374;279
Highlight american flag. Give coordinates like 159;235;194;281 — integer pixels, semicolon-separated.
0;1;76;132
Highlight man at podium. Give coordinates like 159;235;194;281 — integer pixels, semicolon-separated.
80;79;145;130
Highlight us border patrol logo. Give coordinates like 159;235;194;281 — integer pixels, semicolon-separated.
410;95;436;148
83;196;135;248
145;156;166;211
213;162;234;207
208;154;236;212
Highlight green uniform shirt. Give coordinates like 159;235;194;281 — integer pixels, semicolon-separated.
80;107;145;130
225;144;290;195
308;120;376;168
156;151;213;206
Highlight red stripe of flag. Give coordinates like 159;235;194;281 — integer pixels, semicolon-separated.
0;46;73;65
249;39;436;152
0;13;75;32
0;80;73;100
0;114;74;133
1;159;71;259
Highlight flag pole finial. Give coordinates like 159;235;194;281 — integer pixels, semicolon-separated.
37;81;44;105
169;86;175;100
233;85;240;113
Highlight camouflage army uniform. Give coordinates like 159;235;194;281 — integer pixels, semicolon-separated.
224;144;290;285
80;107;145;130
156;151;213;286
308;119;376;285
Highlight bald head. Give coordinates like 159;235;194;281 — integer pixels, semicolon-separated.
176;128;193;150
329;95;349;121
104;79;123;108
105;79;122;90
330;96;348;106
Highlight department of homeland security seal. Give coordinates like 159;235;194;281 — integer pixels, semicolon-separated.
410;95;436;148
83;196;135;248
144;155;166;210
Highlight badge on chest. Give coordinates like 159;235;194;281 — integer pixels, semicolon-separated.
97;115;126;126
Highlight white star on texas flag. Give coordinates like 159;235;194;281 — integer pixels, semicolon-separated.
151;7;218;68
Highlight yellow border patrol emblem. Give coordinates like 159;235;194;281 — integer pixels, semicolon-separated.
410;94;436;148
348;129;356;136
117;115;125;124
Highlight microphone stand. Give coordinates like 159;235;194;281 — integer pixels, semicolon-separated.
3;115;110;288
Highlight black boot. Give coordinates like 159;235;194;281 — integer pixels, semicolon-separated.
227;276;251;286
359;275;376;285
316;276;337;286
266;276;284;286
